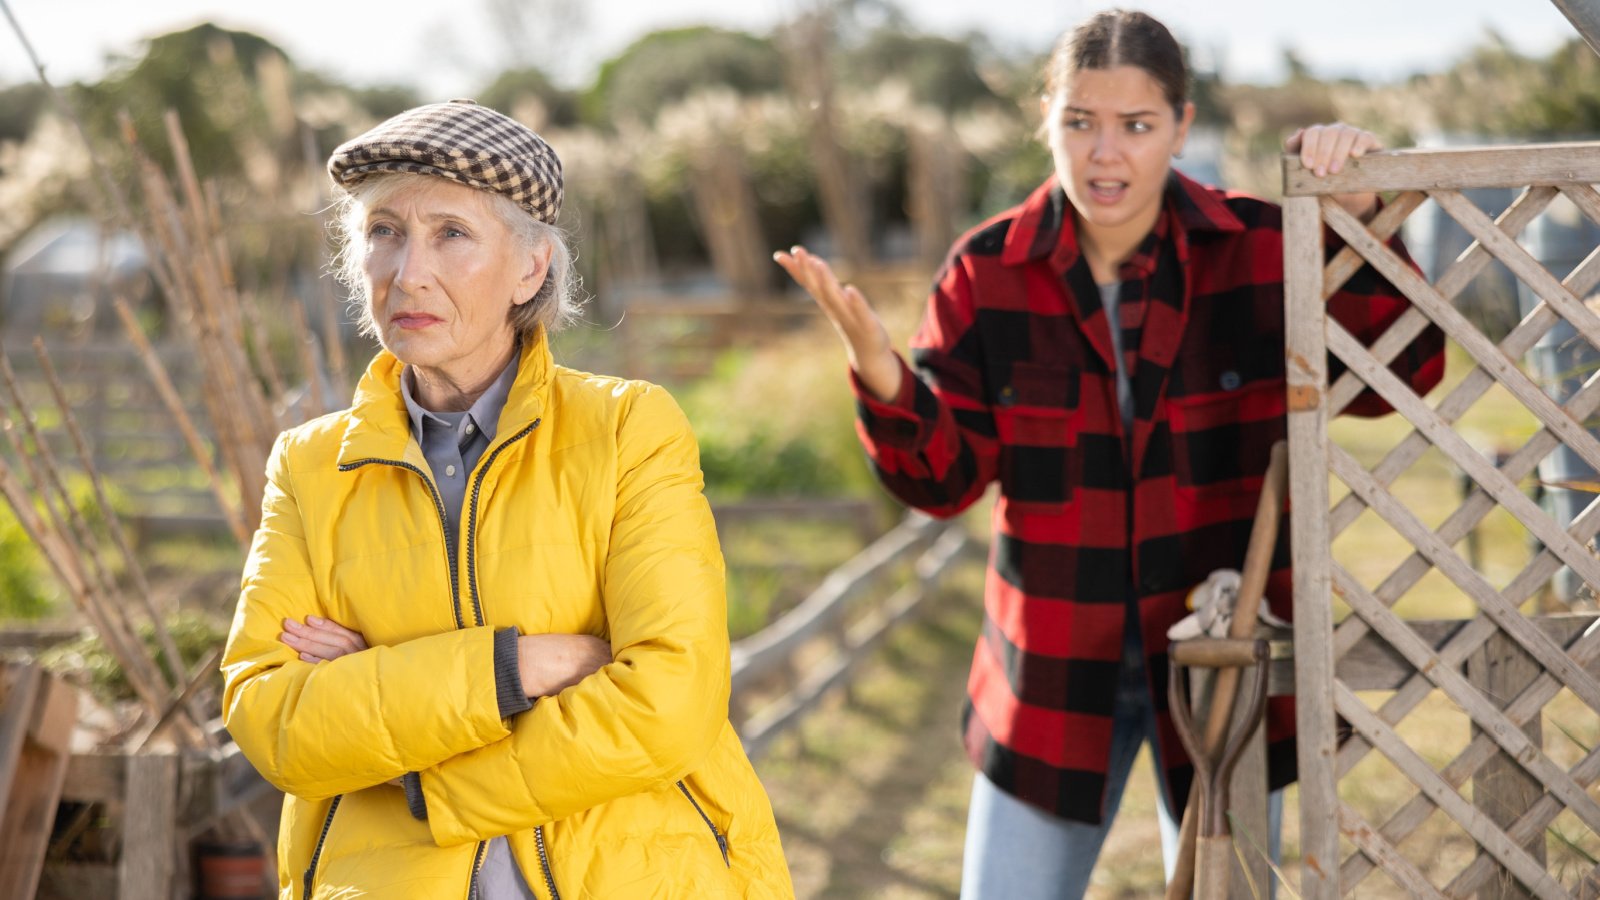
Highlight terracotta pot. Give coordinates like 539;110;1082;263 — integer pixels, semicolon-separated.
194;841;267;900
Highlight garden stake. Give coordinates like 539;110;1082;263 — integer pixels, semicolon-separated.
112;297;252;546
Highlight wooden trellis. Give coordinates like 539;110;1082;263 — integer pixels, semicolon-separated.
1284;143;1600;899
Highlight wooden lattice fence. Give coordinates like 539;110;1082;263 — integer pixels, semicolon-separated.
1285;143;1600;898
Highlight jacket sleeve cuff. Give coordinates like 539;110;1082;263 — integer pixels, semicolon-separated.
494;627;534;719
402;772;428;820
850;354;929;451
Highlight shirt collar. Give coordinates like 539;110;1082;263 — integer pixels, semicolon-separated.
1002;168;1246;272
400;347;521;444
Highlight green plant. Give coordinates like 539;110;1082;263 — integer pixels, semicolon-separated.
39;609;227;703
0;475;127;621
0;509;56;619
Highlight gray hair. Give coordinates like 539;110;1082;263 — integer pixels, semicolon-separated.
330;172;582;342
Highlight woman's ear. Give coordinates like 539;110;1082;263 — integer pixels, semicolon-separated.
515;241;555;306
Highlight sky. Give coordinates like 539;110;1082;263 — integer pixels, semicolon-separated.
0;0;1585;98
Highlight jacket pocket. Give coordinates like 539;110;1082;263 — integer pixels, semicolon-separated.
1163;378;1286;489
677;780;730;867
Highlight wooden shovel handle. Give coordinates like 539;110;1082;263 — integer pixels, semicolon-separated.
1166;440;1288;900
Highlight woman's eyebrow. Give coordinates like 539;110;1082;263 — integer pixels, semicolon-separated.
1063;106;1160;118
365;207;472;222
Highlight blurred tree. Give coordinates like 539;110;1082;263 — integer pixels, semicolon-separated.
74;23;290;180
0;82;47;147
839;30;1007;112
478;67;579;128
1421;35;1600;137
581;27;784;127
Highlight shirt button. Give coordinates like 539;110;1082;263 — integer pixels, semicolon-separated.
465;424;475;435
446;465;457;477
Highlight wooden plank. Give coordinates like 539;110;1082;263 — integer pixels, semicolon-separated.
1333;684;1567;899
1337;804;1446;899
739;526;970;757
1329;445;1600;712
730;513;940;692
0;668;78;900
1432;188;1600;350
117;752;178;900
1467;630;1546;900
1446;625;1600;896
37;862;118;899
1561;183;1600;230
1337;616;1600;691
1283;142;1600;196
1339;493;1600;789
1284;193;1340;900
1226;663;1269;899
1321;190;1425;300
1331;564;1600;838
0;663;42;816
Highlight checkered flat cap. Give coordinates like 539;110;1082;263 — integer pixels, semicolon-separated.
328;99;562;224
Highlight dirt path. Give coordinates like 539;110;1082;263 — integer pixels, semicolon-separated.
753;567;1177;898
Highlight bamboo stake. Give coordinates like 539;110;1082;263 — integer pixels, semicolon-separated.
286;299;332;417
130;152;259;522
0;351;128;626
134;645;225;751
239;291;289;420
0;447;164;715
111;299;251;546
33;337;184;687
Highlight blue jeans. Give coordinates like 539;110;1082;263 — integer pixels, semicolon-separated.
959;627;1281;899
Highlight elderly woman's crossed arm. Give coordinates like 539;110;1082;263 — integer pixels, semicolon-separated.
221;390;730;842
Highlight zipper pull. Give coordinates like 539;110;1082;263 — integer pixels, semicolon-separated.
715;831;730;867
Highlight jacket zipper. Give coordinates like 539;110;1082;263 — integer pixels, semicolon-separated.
465;840;486;900
302;795;343;899
535;825;562;900
463;419;541;628
677;780;730;866
341;418;543;899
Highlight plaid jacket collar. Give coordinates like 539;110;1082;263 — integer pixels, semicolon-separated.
1000;168;1246;271
1000;170;1246;478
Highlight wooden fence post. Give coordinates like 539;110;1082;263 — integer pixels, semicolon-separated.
1284;192;1339;900
118;751;179;900
1467;630;1546;899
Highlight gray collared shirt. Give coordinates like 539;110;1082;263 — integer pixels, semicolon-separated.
400;351;536;900
400;354;520;550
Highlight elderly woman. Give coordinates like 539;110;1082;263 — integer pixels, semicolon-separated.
221;100;793;899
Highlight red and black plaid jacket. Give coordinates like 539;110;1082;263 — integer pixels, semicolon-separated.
853;172;1445;823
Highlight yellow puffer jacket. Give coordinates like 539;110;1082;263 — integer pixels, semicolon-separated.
222;336;793;899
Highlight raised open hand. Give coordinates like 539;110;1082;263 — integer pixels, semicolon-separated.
773;245;902;402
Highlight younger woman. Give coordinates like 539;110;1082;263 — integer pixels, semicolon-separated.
776;11;1442;896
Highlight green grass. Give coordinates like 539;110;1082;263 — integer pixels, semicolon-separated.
722;516;879;639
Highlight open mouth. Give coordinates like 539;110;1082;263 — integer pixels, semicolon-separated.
1088;179;1129;203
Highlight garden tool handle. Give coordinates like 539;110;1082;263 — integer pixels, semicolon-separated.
1168;640;1270;900
1170;637;1262;670
1167;440;1288;900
